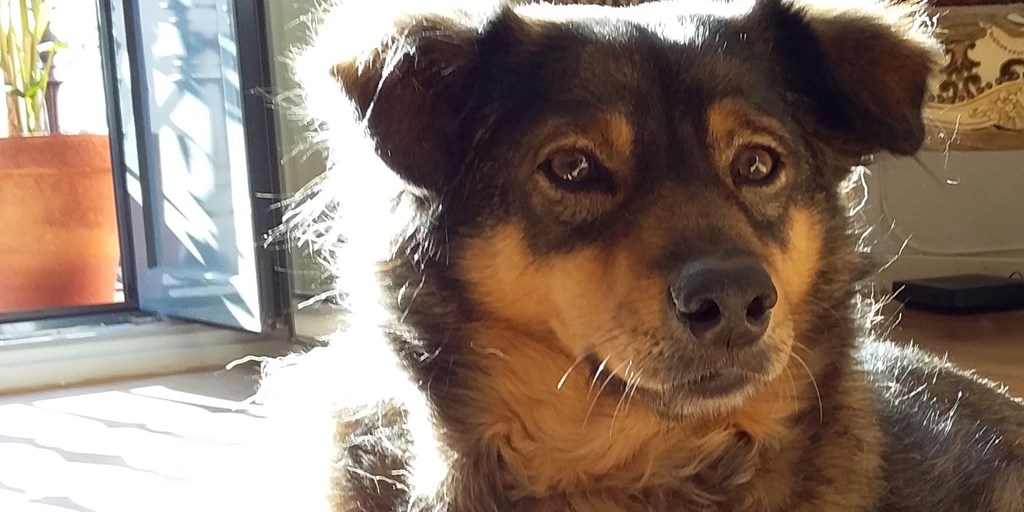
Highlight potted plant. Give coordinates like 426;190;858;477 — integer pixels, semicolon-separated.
0;0;120;313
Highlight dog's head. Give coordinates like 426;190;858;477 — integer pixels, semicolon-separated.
304;0;937;419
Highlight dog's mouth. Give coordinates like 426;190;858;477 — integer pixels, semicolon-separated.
579;345;783;420
676;369;756;398
583;355;765;404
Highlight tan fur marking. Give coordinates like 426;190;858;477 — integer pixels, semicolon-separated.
767;207;824;324
763;207;828;418
707;98;788;155
459;220;661;369
594;111;634;164
457;223;557;336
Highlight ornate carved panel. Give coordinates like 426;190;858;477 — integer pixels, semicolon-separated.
925;4;1024;150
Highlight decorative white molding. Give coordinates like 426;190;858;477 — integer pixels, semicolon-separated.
925;5;1024;150
926;80;1024;131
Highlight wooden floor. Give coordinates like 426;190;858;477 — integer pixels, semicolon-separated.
884;303;1024;397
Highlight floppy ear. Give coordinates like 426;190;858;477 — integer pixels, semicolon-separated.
300;0;501;191
761;0;940;156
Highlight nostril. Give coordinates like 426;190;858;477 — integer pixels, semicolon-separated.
686;299;721;325
682;299;721;340
747;282;778;323
746;296;770;322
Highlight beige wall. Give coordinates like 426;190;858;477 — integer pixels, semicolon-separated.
865;151;1024;285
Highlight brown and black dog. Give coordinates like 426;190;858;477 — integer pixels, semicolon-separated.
268;0;1024;510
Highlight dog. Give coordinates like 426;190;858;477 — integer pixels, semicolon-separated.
266;0;1024;510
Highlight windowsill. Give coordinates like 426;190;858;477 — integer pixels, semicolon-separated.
0;368;292;511
0;315;294;395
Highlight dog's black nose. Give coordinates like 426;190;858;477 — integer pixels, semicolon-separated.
670;258;778;349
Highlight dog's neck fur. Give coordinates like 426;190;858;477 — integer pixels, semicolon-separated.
380;248;870;510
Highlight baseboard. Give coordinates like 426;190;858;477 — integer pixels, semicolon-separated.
877;254;1024;289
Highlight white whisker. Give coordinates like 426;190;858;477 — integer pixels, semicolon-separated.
792;349;824;424
623;367;645;416
585;360;624;428
782;366;798;412
589;356;610;396
610;360;635;435
558;351;591;391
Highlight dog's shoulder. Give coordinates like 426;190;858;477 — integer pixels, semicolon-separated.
857;340;1024;511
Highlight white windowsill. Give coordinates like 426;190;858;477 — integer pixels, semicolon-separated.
0;317;294;395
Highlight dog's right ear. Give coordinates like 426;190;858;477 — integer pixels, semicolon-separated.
303;0;503;191
750;0;940;158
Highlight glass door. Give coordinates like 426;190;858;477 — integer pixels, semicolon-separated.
104;0;284;332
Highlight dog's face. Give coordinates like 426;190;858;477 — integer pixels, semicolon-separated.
312;0;936;419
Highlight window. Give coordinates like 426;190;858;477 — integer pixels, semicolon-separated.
0;0;294;391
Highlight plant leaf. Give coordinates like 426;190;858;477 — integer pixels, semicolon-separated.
33;0;50;42
36;39;64;54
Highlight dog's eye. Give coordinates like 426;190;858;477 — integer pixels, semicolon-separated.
539;149;614;192
731;146;780;185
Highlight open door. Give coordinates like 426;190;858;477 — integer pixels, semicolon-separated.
104;0;284;332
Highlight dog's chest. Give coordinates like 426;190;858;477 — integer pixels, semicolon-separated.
460;327;803;509
496;429;796;512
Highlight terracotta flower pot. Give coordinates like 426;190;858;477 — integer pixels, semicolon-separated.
0;134;121;313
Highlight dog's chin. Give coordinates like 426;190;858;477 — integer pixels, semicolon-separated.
637;370;768;421
580;329;792;421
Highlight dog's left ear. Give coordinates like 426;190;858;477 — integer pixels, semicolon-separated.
301;0;505;191
757;0;940;157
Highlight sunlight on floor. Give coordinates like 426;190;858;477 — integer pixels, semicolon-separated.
0;369;307;512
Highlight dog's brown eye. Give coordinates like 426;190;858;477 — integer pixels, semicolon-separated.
550;150;592;181
539;149;613;192
731;146;779;185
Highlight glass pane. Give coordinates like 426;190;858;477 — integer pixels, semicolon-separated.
264;1;340;340
112;0;265;331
